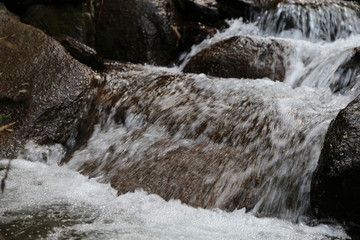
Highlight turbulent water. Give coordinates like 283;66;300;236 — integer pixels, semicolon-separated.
2;1;360;239
0;157;348;240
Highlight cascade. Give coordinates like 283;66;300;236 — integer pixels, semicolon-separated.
257;0;360;42
1;1;360;239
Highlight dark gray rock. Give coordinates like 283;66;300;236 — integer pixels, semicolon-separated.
311;94;360;227
93;0;181;66
20;3;95;47
3;0;85;8
177;22;218;55
173;0;221;24
54;35;104;71
216;0;283;20
183;36;292;81
0;7;97;158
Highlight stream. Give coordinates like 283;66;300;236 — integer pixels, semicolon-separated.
2;1;360;239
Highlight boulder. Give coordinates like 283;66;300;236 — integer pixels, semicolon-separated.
54;35;104;71
183;35;292;81
216;0;284;20
0;7;97;158
173;0;221;25
311;94;360;230
20;3;95;47
93;0;181;66
3;0;85;8
176;22;218;54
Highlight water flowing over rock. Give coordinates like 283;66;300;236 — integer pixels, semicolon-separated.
311;94;360;230
2;0;360;238
0;7;97;158
62;64;348;221
257;0;360;42
332;47;360;93
183;35;292;81
93;0;181;65
284;40;360;94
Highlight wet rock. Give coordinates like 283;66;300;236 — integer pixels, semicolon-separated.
3;0;85;8
20;3;95;47
177;22;218;54
93;0;181;66
216;0;283;20
216;0;258;20
54;35;104;71
173;0;221;25
183;36;292;81
311;94;360;229
0;7;97;158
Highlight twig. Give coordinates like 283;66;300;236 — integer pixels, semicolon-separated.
0;34;14;40
171;25;184;47
0;122;16;132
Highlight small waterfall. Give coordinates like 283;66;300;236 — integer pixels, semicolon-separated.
257;1;360;42
54;1;360;224
63;2;360;223
285;37;360;93
65;66;352;221
2;1;360;238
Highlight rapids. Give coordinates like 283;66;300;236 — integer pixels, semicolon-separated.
0;157;348;240
2;1;360;239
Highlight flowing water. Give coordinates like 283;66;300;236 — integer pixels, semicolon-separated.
2;1;360;239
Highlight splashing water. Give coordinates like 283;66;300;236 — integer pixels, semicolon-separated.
2;1;360;239
0;158;349;240
62;68;352;222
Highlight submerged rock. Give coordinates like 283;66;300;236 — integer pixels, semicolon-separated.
93;0;181;66
0;7;97;158
183;36;292;81
311;94;360;229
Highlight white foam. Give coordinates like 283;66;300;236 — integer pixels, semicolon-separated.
0;159;348;240
178;18;260;70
